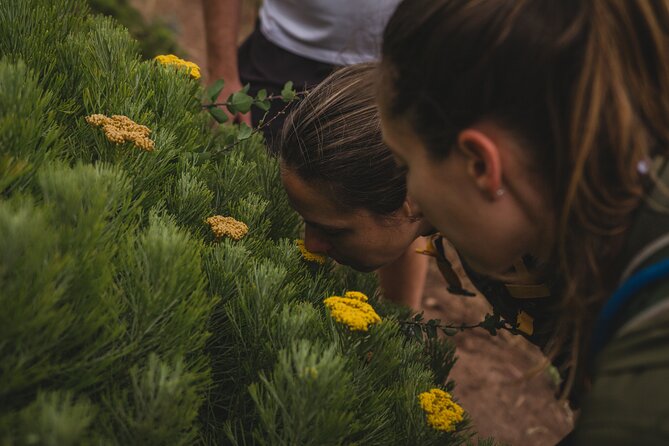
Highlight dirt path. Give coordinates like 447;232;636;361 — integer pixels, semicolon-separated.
422;260;573;444
129;2;573;443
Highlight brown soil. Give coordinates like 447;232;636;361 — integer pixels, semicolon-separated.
422;254;573;445
129;1;573;443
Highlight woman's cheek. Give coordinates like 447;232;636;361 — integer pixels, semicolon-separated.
404;171;420;202
407;173;431;215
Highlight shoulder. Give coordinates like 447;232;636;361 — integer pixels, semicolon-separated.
574;297;669;445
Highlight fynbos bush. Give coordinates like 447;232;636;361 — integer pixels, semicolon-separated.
0;1;483;444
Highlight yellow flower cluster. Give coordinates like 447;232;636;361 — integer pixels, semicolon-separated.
206;215;248;240
418;388;464;433
154;54;201;79
342;291;368;301
323;291;381;332
85;114;154;151
295;239;327;264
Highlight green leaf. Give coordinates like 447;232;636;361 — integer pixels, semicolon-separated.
242;83;250;94
480;313;500;336
206;78;225;102
225;93;236;114
256;88;267;101
426;319;440;339
411;324;422;342
224;132;237;146
228;91;253;114
255;98;271;112
236;122;253;141
414;312;424;322
441;327;458;336
209;107;228;124
426;324;437;339
281;80;296;102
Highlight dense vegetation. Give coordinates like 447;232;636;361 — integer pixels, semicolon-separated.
0;1;483;444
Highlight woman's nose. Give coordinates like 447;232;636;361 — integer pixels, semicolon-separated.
304;226;332;253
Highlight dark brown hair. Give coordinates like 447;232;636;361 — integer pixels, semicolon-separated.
381;0;669;386
279;63;407;216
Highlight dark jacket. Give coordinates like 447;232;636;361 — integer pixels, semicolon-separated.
573;160;669;444
574;278;669;444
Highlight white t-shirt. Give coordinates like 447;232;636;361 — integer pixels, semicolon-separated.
258;0;401;65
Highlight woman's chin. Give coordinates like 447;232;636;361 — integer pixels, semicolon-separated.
332;256;377;273
460;254;510;278
352;263;378;273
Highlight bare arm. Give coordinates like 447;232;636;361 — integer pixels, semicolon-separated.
377;237;430;311
202;0;251;124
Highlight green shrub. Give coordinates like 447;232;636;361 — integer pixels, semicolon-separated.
0;1;476;444
88;0;180;59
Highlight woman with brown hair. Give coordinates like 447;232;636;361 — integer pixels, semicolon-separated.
278;63;433;309
379;1;669;443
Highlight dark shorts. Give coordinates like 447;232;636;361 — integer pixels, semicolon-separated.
238;23;337;151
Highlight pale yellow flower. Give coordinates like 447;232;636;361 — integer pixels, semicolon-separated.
295;239;327;264
154;54;201;79
206;215;248;240
418;388;464;432
85;114;154;151
324;292;381;332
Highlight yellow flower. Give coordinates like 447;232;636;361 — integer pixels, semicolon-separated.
323;292;381;332
295;239;327;264
343;291;368;302
206;215;248;240
85;114;154;151
418;388;464;433
154;54;201;79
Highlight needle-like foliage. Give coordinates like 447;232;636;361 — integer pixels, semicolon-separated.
0;2;485;444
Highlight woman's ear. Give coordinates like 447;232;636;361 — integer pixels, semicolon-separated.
457;128;503;200
402;196;423;221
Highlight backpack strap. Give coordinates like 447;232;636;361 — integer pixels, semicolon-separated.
416;236;476;296
617;296;669;339
590;257;669;359
590;157;669;360
593;295;669;375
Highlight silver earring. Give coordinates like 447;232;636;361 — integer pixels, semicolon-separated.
637;158;651;175
495;188;505;197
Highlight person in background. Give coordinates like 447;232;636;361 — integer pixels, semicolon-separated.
378;1;669;443
201;0;400;144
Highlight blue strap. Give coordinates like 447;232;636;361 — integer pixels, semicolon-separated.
591;257;669;359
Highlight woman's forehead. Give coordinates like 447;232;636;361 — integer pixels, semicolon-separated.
281;167;359;226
